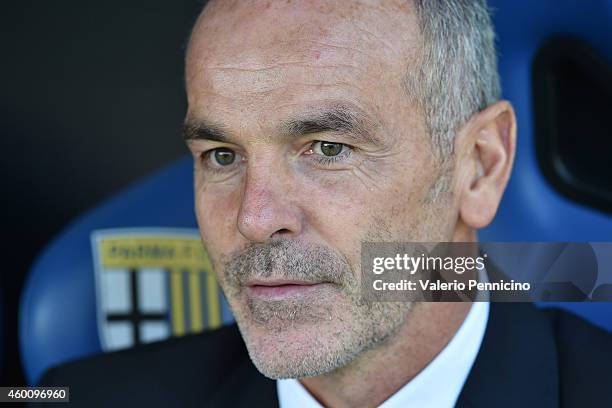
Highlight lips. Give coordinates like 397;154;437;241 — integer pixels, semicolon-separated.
246;279;323;299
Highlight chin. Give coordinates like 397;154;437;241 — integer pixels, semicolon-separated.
226;284;412;379
238;318;361;379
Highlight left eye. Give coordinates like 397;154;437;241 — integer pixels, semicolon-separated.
311;141;347;157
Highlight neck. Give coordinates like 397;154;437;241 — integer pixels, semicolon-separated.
299;301;472;408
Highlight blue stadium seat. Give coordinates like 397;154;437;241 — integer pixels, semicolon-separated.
483;0;612;241
20;0;612;386
19;158;235;385
481;0;612;330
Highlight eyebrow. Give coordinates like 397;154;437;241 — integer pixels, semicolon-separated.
183;103;382;146
280;103;382;146
183;120;230;143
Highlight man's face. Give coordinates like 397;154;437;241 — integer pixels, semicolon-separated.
185;0;459;378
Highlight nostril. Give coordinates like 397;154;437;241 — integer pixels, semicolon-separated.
269;228;293;240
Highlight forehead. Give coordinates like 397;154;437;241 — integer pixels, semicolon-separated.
185;0;420;129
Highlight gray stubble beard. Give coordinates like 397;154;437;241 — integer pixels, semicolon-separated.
219;240;413;379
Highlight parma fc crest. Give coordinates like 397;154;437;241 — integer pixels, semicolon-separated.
91;228;231;352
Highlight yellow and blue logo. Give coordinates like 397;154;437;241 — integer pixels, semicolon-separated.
91;228;230;352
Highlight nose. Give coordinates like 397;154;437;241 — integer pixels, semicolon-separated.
237;167;303;242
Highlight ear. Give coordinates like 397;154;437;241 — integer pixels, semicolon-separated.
455;101;517;230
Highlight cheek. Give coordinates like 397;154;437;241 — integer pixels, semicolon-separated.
195;185;242;259
302;169;439;250
298;176;382;261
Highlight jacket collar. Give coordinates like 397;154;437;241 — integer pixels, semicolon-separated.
210;304;559;408
456;302;559;408
209;354;279;407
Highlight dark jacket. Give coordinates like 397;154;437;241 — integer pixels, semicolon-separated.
37;303;612;407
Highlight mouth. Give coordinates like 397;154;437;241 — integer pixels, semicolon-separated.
246;279;326;300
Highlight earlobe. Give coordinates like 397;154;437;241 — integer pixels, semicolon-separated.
458;101;517;230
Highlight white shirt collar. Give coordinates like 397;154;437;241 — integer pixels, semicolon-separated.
277;299;489;408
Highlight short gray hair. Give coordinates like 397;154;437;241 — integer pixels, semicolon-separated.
405;0;501;157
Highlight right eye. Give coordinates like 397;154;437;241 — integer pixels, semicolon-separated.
199;147;243;175
210;148;236;166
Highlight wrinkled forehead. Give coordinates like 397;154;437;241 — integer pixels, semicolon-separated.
185;0;420;125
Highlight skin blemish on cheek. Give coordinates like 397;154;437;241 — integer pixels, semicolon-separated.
313;50;321;60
